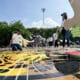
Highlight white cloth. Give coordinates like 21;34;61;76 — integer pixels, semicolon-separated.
47;37;53;42
12;33;23;46
53;33;58;40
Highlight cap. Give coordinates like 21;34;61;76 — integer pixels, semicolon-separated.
61;12;67;16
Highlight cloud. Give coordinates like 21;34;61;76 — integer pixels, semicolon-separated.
31;18;60;28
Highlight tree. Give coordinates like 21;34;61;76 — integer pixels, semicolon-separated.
9;20;31;39
0;21;31;47
0;22;10;46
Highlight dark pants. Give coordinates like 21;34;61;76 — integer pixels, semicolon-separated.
62;37;65;47
11;44;22;51
62;37;70;47
49;42;53;46
66;38;70;47
54;40;58;47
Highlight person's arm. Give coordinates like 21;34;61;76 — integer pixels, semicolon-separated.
9;39;12;46
9;35;14;47
9;33;15;46
22;39;29;47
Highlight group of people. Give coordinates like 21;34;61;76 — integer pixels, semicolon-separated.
49;12;71;48
9;12;71;51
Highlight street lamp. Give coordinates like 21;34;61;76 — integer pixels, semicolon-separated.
41;8;46;24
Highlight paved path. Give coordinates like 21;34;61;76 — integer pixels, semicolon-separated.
0;47;80;80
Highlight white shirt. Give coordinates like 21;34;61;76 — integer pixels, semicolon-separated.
47;37;53;42
53;33;58;40
12;33;23;46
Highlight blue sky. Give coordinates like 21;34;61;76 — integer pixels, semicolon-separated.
0;0;74;28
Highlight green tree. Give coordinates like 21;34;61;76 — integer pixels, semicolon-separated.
0;22;10;46
9;20;31;39
0;21;31;47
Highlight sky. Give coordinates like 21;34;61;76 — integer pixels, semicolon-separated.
0;0;74;28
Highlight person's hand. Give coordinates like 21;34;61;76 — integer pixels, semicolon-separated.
9;39;12;47
8;44;10;47
9;43;11;47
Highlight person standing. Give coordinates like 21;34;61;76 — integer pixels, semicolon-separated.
61;12;67;47
33;32;40;47
53;32;58;47
61;12;71;47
